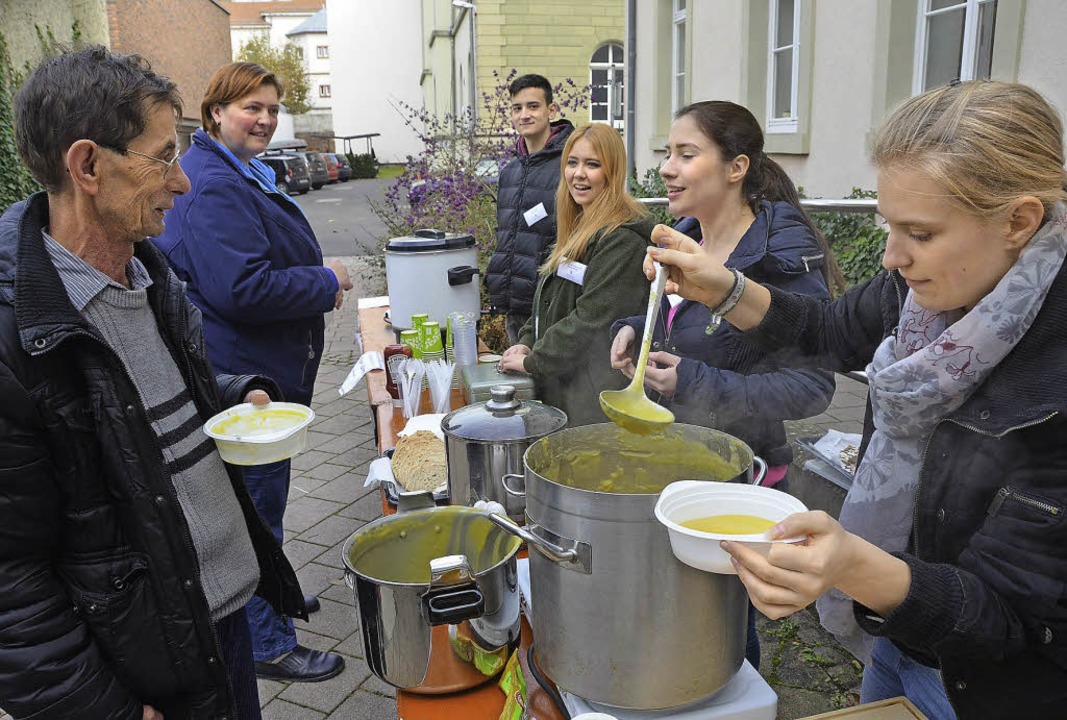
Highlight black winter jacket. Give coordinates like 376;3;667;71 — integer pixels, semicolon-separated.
749;268;1067;719
612;202;835;466
486;119;575;315
0;194;305;720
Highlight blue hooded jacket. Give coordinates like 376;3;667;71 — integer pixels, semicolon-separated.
156;129;338;405
612;200;835;465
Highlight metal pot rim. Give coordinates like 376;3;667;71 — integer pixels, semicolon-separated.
341;506;521;588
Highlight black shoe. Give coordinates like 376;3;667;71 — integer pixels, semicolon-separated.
303;594;321;614
255;645;345;682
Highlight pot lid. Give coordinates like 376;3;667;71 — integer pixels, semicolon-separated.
386;228;475;252
443;386;567;441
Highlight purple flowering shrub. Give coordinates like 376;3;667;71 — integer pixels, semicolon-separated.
371;69;589;283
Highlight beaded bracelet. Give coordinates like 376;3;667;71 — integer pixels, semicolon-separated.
709;268;747;317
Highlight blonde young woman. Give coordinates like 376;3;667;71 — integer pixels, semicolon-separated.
649;80;1067;720
499;123;655;425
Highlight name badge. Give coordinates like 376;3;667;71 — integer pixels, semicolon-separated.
557;260;587;286
523;202;548;227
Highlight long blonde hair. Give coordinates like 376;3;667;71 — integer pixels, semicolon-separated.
542;123;647;274
873;80;1067;221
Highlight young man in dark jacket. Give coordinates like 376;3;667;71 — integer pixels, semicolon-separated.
0;46;304;720
486;74;575;342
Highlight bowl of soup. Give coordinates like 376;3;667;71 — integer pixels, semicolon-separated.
654;480;807;574
204;402;315;465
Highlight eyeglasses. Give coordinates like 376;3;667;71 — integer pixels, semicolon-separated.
99;143;182;178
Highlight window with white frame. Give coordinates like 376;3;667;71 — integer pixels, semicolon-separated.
671;0;687;112
316;45;329;59
767;0;801;133
914;0;997;93
590;43;625;129
319;84;331;98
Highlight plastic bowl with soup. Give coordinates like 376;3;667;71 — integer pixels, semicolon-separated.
654;480;808;574
204;402;315;465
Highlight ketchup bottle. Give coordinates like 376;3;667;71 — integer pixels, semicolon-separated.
384;343;413;407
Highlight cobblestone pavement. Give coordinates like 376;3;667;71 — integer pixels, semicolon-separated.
0;258;869;720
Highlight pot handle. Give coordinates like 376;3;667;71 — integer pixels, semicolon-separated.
500;473;526;498
424;587;485;626
751;456;768;486
485;512;579;565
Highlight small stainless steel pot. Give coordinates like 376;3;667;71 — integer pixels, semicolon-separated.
341;497;522;693
442;385;567;522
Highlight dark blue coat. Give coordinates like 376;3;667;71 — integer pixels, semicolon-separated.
486;119;575;315
613;201;834;465
0;194;303;719
156;129;338;405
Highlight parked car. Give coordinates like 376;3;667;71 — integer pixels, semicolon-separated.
323;153;340;184
330;153;352;182
297;151;329;190
257;154;311;195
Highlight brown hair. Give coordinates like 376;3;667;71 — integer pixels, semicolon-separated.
14;45;181;192
200;62;284;136
543;123;648;274
674;100;845;293
874;80;1067;221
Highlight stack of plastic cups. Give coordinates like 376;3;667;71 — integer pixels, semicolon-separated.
448;311;478;390
419;321;445;411
399;328;421;359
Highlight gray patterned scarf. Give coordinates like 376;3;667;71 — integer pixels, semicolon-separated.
817;207;1067;663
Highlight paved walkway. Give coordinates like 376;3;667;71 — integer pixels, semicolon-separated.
0;257;871;720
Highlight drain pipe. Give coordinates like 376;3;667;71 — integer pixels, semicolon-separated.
625;0;637;185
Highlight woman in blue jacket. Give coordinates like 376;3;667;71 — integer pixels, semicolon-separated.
156;62;351;684
610;101;839;669
648;80;1067;720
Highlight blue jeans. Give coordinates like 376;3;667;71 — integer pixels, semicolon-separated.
217;606;262;720
861;637;957;720
746;602;761;670
243;459;297;662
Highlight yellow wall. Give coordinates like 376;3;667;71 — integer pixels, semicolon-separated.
422;0;624;128
0;0;109;67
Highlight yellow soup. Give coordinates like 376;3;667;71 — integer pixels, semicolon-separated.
681;514;777;535
212;408;308;438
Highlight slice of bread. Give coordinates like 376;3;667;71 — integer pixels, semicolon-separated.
392;430;448;492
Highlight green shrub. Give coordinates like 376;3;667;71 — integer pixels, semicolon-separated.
0;34;41;211
346;150;378;179
628;167;673;226
807;188;886;287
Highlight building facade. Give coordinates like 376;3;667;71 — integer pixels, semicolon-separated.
328;0;425;163
107;0;233;143
286;8;333;139
421;0;627;131
631;0;1066;198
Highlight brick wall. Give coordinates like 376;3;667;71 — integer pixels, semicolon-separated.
107;0;232;139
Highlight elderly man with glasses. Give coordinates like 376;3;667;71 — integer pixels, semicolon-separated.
0;46;305;720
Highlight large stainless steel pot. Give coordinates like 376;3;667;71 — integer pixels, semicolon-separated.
494;423;765;710
442;385;567;522
341;497;522;693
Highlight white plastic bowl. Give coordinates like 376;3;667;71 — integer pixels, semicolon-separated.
654;480;808;574
204;402;315;466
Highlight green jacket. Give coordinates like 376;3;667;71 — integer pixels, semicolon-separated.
518;215;655;426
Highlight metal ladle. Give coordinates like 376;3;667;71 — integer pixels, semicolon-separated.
599;261;675;435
